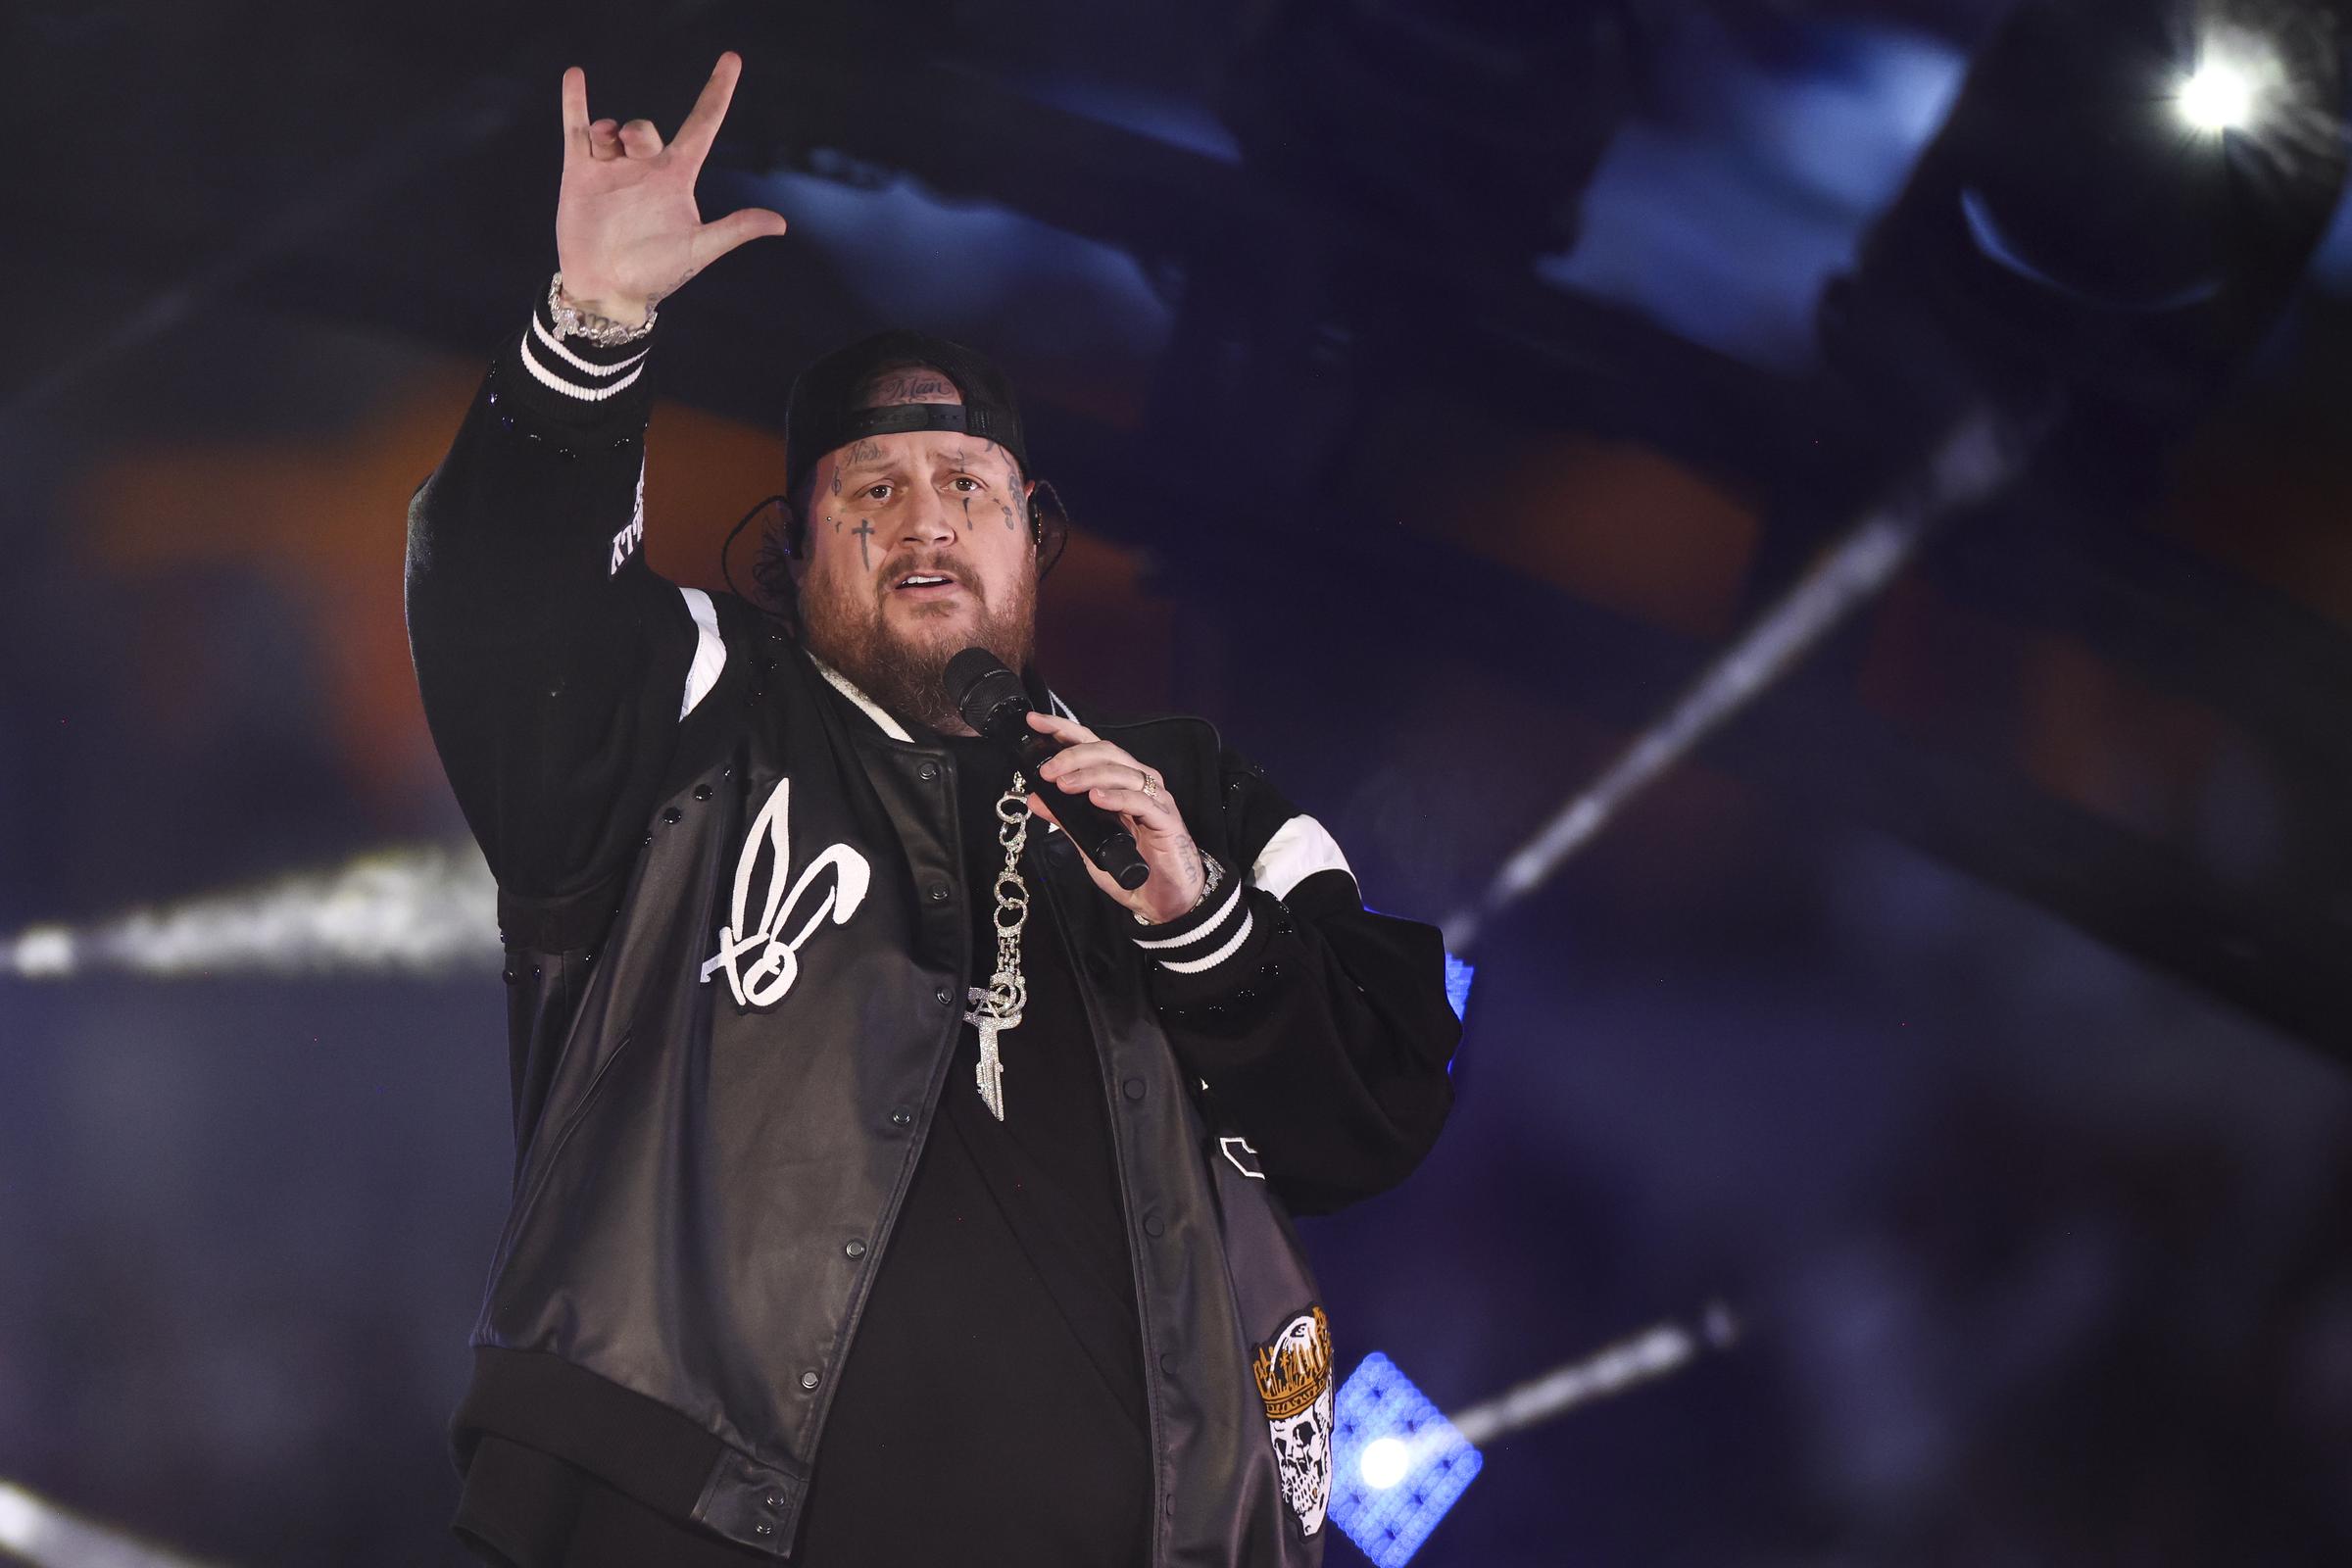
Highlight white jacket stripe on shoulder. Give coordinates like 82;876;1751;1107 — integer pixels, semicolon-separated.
678;588;726;718
1250;815;1353;901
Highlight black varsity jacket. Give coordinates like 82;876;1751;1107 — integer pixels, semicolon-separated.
402;291;1462;1563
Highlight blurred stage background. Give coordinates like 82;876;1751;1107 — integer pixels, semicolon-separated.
4;0;2352;1562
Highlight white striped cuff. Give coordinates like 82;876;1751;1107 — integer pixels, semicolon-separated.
1134;877;1254;977
516;298;654;404
1159;907;1255;975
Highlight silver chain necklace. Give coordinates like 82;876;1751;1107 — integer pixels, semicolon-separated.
963;771;1031;1121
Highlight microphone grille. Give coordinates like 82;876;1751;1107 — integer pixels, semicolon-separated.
947;648;1027;734
946;647;1005;700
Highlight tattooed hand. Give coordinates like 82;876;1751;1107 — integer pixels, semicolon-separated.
1024;711;1209;923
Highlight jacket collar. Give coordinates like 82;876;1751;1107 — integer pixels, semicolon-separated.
808;654;914;742
807;652;1076;743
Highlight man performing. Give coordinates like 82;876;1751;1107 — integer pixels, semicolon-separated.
406;50;1461;1565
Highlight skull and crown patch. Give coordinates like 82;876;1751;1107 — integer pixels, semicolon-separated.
1252;1304;1335;1537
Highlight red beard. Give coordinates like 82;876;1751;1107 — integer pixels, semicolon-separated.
796;563;1037;735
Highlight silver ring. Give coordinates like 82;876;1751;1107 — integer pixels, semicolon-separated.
1139;769;1161;801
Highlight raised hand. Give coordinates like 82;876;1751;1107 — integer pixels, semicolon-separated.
555;51;788;323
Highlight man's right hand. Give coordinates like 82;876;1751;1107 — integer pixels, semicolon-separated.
555;50;788;325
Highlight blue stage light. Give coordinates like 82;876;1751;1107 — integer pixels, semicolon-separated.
1442;953;1475;1021
1328;1352;1482;1568
1362;906;1472;1024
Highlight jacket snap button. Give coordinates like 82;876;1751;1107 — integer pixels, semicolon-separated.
662;807;682;825
693;783;712;801
929;884;951;903
890;1107;913;1129
845;1238;867;1259
1158;1352;1178;1376
755;1523;773;1538
917;761;940;782
934;986;954;1006
800;1369;821;1391
1143;1213;1164;1239
1122;1077;1146;1102
764;1493;784;1510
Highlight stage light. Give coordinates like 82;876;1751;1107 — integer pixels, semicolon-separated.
1324;1309;1737;1558
2179;59;2255;130
1822;0;2349;431
0;845;498;980
0;1479;221;1567
1442;953;1475;1021
1359;1436;1411;1490
2178;41;2272;133
1446;413;2026;951
1328;1352;1483;1568
7;926;74;978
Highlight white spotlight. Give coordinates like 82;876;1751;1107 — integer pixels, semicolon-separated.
0;1479;226;1567
2177;35;2278;134
0;845;499;981
2180;60;2255;130
1359;1436;1412;1491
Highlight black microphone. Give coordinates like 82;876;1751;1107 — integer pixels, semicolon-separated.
946;649;1151;891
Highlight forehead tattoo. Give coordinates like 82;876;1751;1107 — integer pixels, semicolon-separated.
864;372;956;404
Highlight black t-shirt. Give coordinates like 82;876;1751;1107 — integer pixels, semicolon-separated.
456;735;1152;1567
791;734;1151;1561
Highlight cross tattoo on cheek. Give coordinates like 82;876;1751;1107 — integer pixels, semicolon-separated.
852;517;875;568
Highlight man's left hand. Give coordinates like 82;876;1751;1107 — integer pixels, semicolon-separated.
1025;710;1211;924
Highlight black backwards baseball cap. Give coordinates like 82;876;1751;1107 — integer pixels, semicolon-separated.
743;327;1063;596
782;328;1031;504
